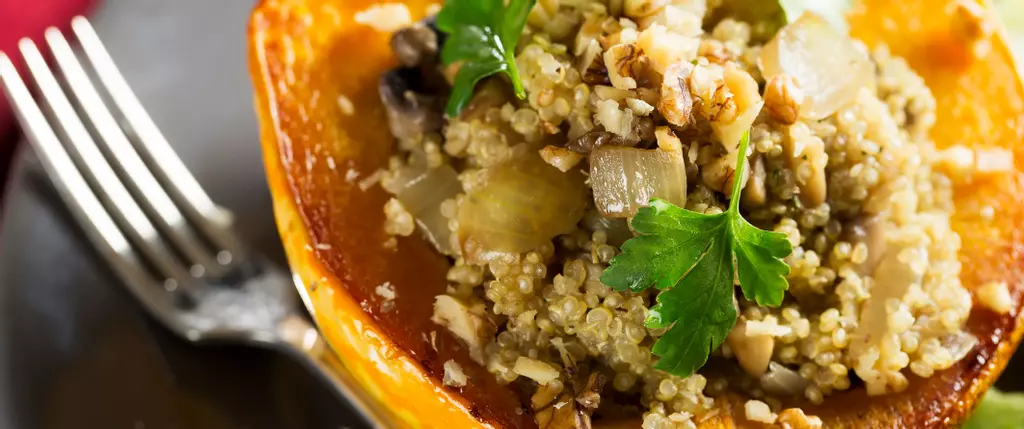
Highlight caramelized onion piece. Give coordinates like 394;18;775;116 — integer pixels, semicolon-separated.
395;165;462;254
458;153;587;260
855;240;927;345
758;12;876;120
761;362;810;396
590;146;688;218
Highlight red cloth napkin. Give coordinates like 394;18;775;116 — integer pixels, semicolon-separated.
0;0;96;183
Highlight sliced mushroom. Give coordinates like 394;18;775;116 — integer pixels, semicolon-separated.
567;117;657;154
390;22;439;67
378;68;445;140
568;129;632;153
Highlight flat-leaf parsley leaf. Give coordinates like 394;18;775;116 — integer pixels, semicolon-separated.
435;0;535;117
600;131;793;378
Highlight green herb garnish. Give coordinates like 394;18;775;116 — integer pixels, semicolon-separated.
435;0;535;117
964;388;1024;429
600;132;793;378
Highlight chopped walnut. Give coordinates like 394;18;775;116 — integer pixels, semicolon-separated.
777;408;823;429
657;61;694;127
744;400;777;424
603;43;641;90
688;63;731;121
531;371;605;429
722;62;761;118
442;360;468;387
513;357;560;384
624;0;667;19
383;198;415;236
636;23;698;74
654;126;683;152
432;295;495;362
579;40;610;85
540;145;585;172
764;75;804;125
574;10;605;56
625;98;655;116
701;151;749;198
567;128;635;153
697;39;731;64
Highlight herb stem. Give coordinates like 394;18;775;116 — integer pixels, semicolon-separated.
727;131;750;214
504;49;525;98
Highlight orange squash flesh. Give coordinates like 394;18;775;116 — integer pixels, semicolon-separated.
248;0;1024;427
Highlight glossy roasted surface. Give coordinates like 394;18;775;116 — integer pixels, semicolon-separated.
250;0;534;426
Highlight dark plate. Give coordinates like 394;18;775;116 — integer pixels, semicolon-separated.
0;0;367;427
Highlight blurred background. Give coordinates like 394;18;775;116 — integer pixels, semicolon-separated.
0;0;1020;428
0;0;365;428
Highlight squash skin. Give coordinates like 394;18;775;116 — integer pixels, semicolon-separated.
247;0;1024;428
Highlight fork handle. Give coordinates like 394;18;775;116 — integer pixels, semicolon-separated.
276;314;394;427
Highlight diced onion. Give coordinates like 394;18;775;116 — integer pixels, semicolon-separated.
855;242;928;345
458;153;587;260
714;101;763;154
395;164;462;254
590;146;687;218
942;333;980;364
760;362;809;397
758;11;876;120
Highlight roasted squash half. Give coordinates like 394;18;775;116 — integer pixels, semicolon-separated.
248;0;1024;427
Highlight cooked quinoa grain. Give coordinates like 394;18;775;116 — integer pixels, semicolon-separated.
374;1;984;426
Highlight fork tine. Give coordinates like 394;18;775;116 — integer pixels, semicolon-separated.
42;27;229;279
0;51;177;315
70;17;246;268
19;38;196;292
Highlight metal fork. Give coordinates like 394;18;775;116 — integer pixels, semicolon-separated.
0;16;389;427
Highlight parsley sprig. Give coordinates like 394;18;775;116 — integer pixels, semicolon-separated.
435;0;535;117
600;132;793;378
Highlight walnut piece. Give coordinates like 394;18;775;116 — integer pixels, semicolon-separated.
764;74;804;125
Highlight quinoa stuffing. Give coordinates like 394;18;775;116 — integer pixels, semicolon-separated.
367;0;1009;427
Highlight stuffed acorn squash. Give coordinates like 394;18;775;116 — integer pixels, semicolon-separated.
249;0;1024;427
